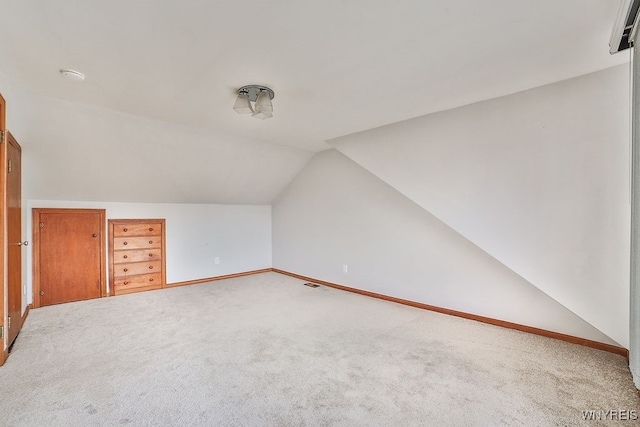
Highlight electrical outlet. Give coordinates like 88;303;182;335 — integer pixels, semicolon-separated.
343;264;348;273
215;257;220;265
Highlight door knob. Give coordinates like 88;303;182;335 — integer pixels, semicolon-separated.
92;234;98;238
39;291;44;296
17;241;28;246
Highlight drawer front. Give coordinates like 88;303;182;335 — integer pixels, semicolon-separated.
114;273;162;292
113;236;161;250
113;223;162;237
113;249;162;264
113;260;162;277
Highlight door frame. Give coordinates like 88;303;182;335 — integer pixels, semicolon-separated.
32;208;107;308
6;131;22;347
0;91;6;364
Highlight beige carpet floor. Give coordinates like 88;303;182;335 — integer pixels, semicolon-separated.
0;272;638;426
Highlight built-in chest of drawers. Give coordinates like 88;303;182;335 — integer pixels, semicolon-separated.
108;219;166;295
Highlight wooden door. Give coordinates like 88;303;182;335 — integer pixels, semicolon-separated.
6;132;22;346
33;209;107;307
0;93;6;363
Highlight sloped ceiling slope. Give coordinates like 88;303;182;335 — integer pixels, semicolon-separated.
10;89;312;204
0;0;628;154
329;65;631;346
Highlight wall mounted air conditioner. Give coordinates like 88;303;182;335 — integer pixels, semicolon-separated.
611;0;640;54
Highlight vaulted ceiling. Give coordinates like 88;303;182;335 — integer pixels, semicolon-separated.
0;0;629;203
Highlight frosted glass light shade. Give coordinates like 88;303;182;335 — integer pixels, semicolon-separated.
254;91;273;113
252;110;273;120
233;94;253;114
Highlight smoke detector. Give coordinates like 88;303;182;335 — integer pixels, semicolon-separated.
59;69;85;81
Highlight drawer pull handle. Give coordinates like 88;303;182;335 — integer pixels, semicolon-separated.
92;233;98;238
123;228;128;232
149;278;154;282
123;255;128;259
123;281;129;285
149;266;153;269
149;240;153;244
123;241;128;245
149;228;153;231
124;268;128;272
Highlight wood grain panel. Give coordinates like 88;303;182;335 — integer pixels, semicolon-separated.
33;209;107;307
0;92;5;361
20;304;31;330
108;218;166;296
165;268;272;288
113;223;162;237
113;236;161;250
113;261;162;277
113;273;162;292
113;249;162;264
6;132;21;346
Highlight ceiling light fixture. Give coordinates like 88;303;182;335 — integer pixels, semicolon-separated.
233;85;275;120
59;69;85;81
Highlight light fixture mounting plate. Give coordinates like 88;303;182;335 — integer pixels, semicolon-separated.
238;85;274;102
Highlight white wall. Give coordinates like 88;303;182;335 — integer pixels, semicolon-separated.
274;65;631;347
329;65;631;347
0;71;11;101
24;200;272;310
272;149;618;345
